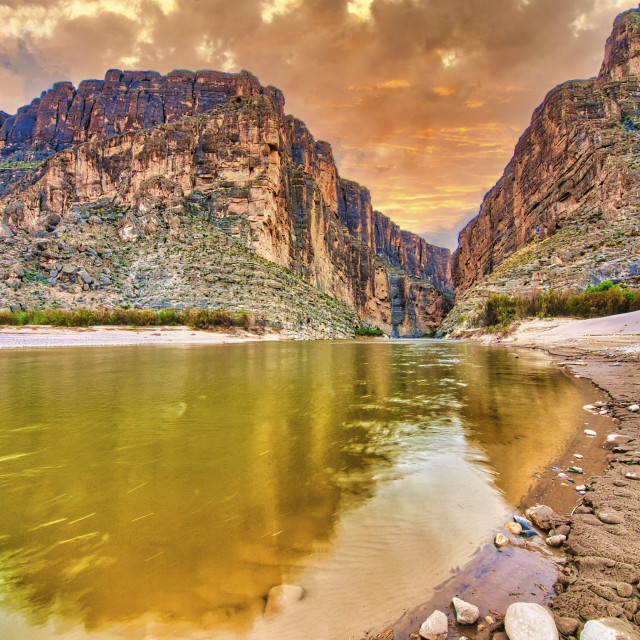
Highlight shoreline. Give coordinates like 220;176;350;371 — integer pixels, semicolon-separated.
0;325;288;349
367;313;640;639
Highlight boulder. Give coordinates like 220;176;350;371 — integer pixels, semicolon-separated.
504;603;558;640
581;617;640;640
452;597;479;625
418;610;448;639
264;584;304;615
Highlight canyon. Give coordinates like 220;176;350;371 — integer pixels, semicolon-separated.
445;8;640;330
0;69;452;337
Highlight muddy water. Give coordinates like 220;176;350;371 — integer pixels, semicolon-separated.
0;340;589;640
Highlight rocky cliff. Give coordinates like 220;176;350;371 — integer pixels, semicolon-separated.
0;74;452;336
449;8;640;325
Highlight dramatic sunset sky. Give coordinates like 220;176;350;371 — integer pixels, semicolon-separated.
0;0;636;248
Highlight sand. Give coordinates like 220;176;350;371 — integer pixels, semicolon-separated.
0;325;284;349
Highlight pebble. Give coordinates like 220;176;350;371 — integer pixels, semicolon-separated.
580;617;640;639
567;466;584;474
514;516;534;531
617;583;634;598
504;521;523;535
452;597;479;625
583;404;597;411
521;529;538;538
629;404;640;412
584;429;597;436
614;480;629;487
554;616;579;636
574;453;584;459
597;511;624;524
494;533;509;548
504;603;558;640
625;472;640;480
526;505;555;530
557;472;568;478
576;484;587;491
264;584;305;615
418;610;448;640
546;534;566;547
555;524;571;537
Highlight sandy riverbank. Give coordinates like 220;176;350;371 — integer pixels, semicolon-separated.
368;311;640;639
0;325;287;349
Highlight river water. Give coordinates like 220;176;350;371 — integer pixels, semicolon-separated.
0;340;586;640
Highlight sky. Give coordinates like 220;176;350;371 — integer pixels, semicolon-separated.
0;0;636;249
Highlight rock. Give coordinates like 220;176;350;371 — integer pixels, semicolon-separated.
546;534;566;547
625;472;640;480
583;404;598;411
598;511;624;524
584;430;597;436
452;597;479;625
264;584;305;615
617;583;634;598
418;609;448;639
494;533;510;548
504;603;558;640
555;524;570;537
606;434;634;450
553;616;579;636
526;505;555;530
576;485;588;492
504;522;523;535
580;617;640;639
628;405;640;412
493;634;509;640
513;516;534;531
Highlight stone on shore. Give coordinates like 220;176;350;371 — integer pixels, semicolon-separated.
494;532;510;547
581;617;640;639
418;610;448;639
545;534;566;547
598;511;624;524
628;404;639;412
504;603;558;640
553;616;579;636
452;596;479;625
526;505;555;530
264;584;305;615
504;521;522;535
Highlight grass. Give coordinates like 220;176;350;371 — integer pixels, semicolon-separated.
355;326;385;336
473;281;640;329
0;160;44;171
0;307;252;330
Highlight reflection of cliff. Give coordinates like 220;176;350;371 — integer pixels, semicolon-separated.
0;344;402;629
451;347;585;505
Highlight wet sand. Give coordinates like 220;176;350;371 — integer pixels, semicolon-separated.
367;312;640;639
0;325;284;348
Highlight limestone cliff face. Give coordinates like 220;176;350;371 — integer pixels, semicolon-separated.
0;92;450;334
454;8;640;298
0;69;284;161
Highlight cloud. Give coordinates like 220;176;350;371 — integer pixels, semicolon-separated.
0;0;634;247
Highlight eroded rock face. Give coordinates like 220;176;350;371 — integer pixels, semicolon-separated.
453;8;640;298
0;90;451;334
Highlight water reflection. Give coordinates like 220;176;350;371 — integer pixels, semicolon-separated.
0;341;585;639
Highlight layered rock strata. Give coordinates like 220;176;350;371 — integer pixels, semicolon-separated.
0;89;451;334
453;8;640;301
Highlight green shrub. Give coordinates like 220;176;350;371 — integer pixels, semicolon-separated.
355;327;385;336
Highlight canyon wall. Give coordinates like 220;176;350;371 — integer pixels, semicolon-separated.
0;91;451;334
453;8;640;296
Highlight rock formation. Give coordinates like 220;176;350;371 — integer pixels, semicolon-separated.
0;70;452;335
451;8;640;311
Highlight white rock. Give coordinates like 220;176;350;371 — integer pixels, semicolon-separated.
264;584;305;615
583;404;597;411
581;617;640;640
419;609;448;639
574;453;584;459
545;534;566;547
629;404;640;413
504;603;558;640
584;429;597;436
452;596;479;625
